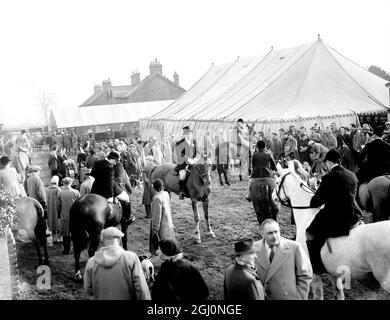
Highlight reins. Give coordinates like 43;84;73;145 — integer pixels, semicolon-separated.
276;172;314;209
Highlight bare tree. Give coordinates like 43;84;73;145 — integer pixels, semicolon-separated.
36;90;57;131
368;65;390;81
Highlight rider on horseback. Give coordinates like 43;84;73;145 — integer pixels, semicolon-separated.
306;149;362;275
175;126;199;200
357;125;390;184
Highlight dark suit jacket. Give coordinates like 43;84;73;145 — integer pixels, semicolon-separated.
91;159;116;198
308;165;361;238
251;151;276;178
224;262;265;300
358;138;390;177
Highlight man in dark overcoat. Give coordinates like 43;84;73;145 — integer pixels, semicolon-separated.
174;126;198;199
306;149;362;275
91;151;126;201
357;125;390;183
224;238;265;300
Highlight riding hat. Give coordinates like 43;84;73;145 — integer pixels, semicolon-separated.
101;227;124;240
159;238;183;257
324;149;341;163
182;125;190;131
107;151;120;161
234;238;256;256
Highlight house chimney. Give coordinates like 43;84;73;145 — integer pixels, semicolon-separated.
94;84;103;94
149;58;162;75
131;70;141;86
173;72;179;86
102;78;112;91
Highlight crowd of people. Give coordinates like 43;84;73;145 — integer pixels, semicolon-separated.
0;116;389;300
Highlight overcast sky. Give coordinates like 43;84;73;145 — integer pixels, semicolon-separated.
1;0;389;128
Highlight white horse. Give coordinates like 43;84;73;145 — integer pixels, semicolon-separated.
276;162;390;300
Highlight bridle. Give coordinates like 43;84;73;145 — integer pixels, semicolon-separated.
276;172;316;209
190;163;211;184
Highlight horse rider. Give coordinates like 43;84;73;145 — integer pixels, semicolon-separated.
90;151;130;203
245;140;277;203
308;140;329;175
14;129;31;167
357;125;390;184
175;126;199;200
306;149;362;276
232;118;249;180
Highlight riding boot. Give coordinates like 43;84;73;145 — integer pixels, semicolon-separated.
63;236;71;255
306;239;327;275
179;179;186;200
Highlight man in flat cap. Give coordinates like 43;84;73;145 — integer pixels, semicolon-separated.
306;149;362;278
84;227;151;300
25;165;47;210
90;151;129;203
224;238;265;300
174;126;199;200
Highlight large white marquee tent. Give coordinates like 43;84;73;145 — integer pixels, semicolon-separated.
140;38;389;140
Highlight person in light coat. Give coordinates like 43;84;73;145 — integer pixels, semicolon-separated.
46;175;61;242
84;227;151;300
79;169;95;197
57;177;80;254
25;165;47;208
150;179;175;256
0;155;26;197
254;219;312;300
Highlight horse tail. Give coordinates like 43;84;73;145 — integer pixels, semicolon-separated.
31;197;47;246
252;182;272;224
69;199;89;251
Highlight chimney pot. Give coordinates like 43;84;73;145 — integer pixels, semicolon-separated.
173;72;179;86
131;71;141;86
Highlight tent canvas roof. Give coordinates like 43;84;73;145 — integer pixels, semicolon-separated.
51;100;174;129
150;39;389;122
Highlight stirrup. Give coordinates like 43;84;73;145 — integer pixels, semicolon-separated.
179;192;186;200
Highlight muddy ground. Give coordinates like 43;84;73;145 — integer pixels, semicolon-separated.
16;152;390;300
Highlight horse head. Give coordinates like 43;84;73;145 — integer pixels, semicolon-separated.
191;162;212;194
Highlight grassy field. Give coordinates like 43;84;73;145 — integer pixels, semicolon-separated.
15;151;390;300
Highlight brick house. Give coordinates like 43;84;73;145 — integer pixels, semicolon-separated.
79;59;185;106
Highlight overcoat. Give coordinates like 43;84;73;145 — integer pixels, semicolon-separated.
254;237;312;300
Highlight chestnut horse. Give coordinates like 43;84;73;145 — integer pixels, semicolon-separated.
150;162;214;244
69;194;128;279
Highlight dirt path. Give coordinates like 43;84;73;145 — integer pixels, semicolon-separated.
16;152;390;300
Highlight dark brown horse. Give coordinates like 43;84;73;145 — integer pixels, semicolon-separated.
14;197;49;266
69;194;128;279
357;175;390;222
250;179;279;225
150;162;214;244
339;145;359;173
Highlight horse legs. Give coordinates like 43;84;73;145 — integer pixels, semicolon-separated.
73;243;82;280
191;200;201;244
42;241;49;265
202;198;215;239
33;239;43;266
310;274;324;300
329;274;346;300
120;220;128;251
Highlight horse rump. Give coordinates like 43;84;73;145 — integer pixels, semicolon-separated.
251;181;277;225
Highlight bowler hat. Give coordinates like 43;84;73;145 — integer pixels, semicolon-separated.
159;239;182;257
182;125;190;131
101;227;124;240
234;238;256;256
107;151;120;161
324;149;341;163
